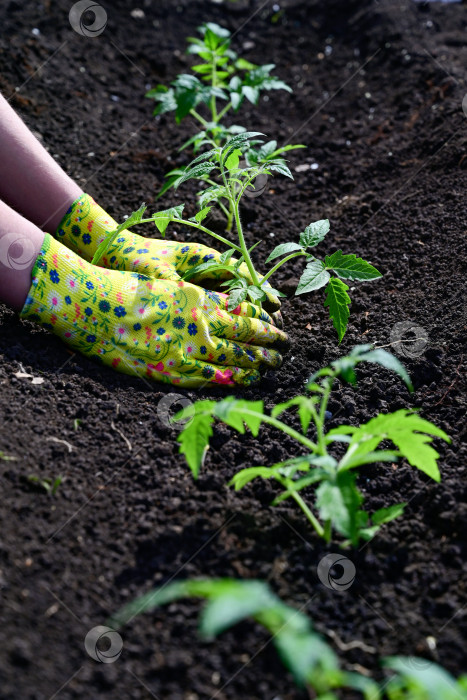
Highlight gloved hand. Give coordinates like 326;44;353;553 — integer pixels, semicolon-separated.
20;234;286;387
56;193;281;313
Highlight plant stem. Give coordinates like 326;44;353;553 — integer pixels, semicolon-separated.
189;109;209;127
323;518;332;543
226;204;234;233
217;102;232;121
241;409;319;452
233;198;261;288
261;251;307;284
288;489;325;538
316;378;334;455
210;56;218;122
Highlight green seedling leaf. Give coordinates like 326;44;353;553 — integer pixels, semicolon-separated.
247;286;266;303
187;148;219;168
316;471;363;542
347;410;450;482
228;286;248;311
324;278;351;342
338;449;400;471
198;185;229;207
213;397;265;435
267;161;293;179
242;85;260;104
0;451;16;461
176;400;216;478
230;466;277;490
383;657;463;700
350;346;413;391
199;22;231;40
146;85;177;115
371;503;406;526
274;620;339;688
224;147;242;171
92;203;147;265
219;248;235;264
152;204;185;235
176;162;217;186
156;168;187;199
182;260;229;282
296;259;330;295
299;219;330;248
192;206;212;223
200;581;278;638
325;250;382;281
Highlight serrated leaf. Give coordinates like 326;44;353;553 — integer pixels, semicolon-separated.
372;503;406;526
352;347;413;391
227;286;248;311
229;466;276;490
183;261;227;283
296;259;330;295
324;278;351;342
242;85;260;104
214;398;265;436
152;204;185;235
193;206;212;223
188;148;219;168
224;148;242;171
316;471;363;542
219;248;235;264
200;581;278;638
325;250;382;281
177;401;216;478
348;410;450;482
299;219;330;248
268;162;293;179
198;185;228;207
247;286;266;303
383;657;461;699
177;162;217;187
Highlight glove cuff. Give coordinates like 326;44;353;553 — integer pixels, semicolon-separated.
55;192;118;262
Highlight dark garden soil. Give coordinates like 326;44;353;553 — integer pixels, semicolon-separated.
0;0;466;698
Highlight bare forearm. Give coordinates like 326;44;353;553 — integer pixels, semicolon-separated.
0;93;81;231
0;199;44;311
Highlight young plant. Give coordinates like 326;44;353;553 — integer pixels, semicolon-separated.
109;577;467;700
26;474;63;496
383;657;467;700
0;451;16;461
146;21;303;228
109;577;378;698
176;345;450;546
93;132;381;341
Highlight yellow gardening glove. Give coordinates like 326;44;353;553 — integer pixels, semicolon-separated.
20;234;286;387
55;193;282;313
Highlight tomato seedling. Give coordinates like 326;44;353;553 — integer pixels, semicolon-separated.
110;576;467;699
176;345;450;546
146;21;304;229
93;132;381;341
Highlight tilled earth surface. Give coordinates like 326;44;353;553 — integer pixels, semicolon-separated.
0;0;466;698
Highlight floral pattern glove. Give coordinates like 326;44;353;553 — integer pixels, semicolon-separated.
20;235;287;387
56;193;281;312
